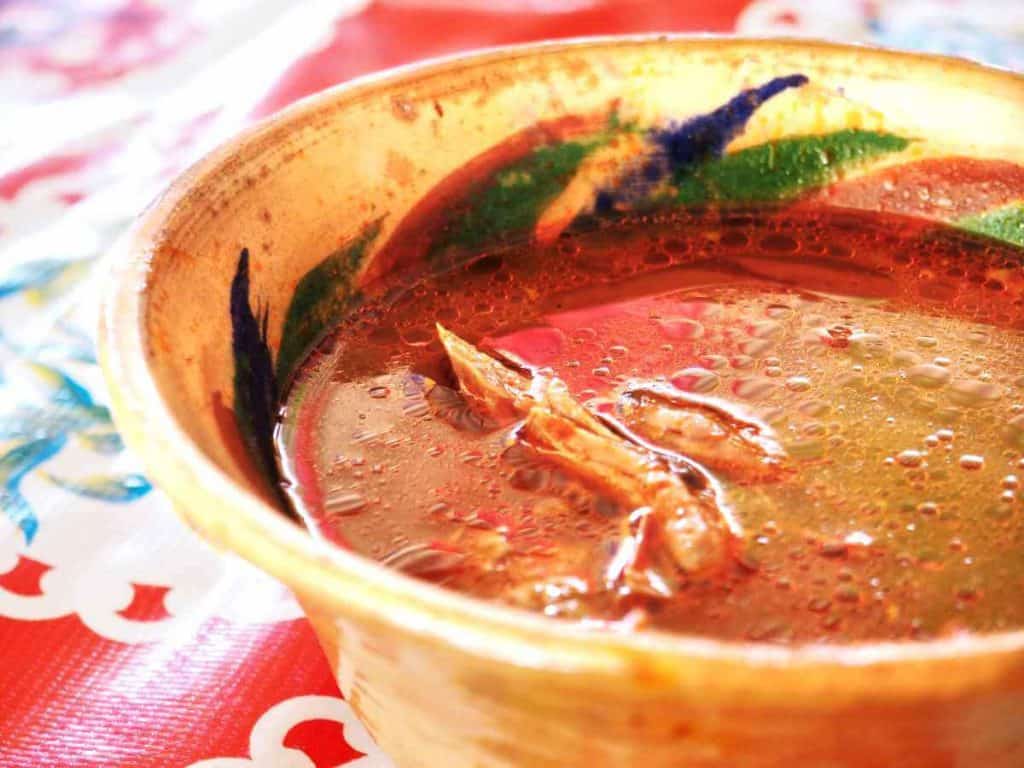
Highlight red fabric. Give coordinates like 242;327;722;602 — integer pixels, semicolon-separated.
0;613;338;766
255;0;748;116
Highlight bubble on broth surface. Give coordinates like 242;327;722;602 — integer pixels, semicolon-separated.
276;208;1024;643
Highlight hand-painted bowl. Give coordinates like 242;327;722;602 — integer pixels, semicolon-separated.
100;37;1024;767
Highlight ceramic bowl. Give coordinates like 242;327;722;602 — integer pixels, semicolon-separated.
100;37;1024;767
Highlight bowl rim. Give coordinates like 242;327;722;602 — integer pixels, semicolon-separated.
100;33;1024;697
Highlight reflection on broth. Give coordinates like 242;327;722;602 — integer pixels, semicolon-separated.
276;207;1024;643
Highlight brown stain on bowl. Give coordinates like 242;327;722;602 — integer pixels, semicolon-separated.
391;95;419;122
211;389;273;503
386;150;416;187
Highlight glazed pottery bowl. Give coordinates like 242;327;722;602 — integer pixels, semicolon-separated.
100;37;1024;767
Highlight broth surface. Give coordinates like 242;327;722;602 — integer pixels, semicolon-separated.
277;207;1024;643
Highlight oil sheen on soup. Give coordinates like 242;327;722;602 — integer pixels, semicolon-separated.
276;207;1024;643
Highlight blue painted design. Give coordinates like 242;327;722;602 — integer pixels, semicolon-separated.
0;332;97;365
654;74;808;168
0;260;72;299
26;362;106;415
230;249;291;514
77;429;125;455
3;492;38;545
45;472;151;502
0;322;98;365
0;364;121;541
1;364;111;440
0;230;136;545
870;19;1024;72
596;74;808;210
0;405;97;441
52;321;99;364
0;435;66;543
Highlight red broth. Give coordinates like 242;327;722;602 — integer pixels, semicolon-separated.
276;207;1024;643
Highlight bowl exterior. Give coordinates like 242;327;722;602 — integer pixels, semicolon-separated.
100;37;1024;767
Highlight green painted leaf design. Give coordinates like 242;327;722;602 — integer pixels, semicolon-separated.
958;203;1024;247
439;139;603;253
674;130;912;204
276;220;382;383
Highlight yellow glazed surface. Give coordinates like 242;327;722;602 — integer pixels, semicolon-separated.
100;37;1024;766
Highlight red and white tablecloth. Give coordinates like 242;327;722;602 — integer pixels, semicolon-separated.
1;1;1020;765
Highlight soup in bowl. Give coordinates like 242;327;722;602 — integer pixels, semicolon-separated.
100;37;1024;767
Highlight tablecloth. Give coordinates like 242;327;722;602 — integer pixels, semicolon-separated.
1;1;1021;765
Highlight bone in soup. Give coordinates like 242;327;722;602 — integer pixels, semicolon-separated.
275;207;1024;643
